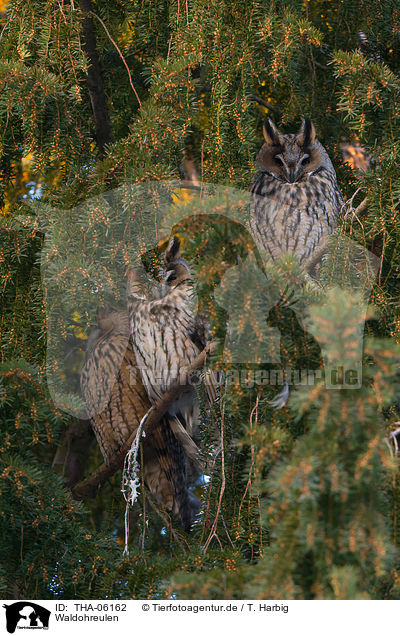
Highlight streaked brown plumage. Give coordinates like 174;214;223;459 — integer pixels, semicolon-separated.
127;236;218;528
80;307;200;528
80;310;148;461
249;119;345;409
250;118;344;269
127;236;217;435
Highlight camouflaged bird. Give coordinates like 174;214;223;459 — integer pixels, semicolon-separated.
80;307;201;530
127;236;217;436
127;236;219;528
250;118;344;269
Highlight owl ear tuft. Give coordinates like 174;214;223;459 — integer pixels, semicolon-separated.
297;118;316;147
165;235;181;263
263;118;283;147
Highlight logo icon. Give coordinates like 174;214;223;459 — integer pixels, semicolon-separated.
3;602;50;634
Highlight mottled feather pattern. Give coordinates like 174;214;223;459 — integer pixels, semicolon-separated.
80;311;147;458
250;119;344;268
126;236;220;528
128;283;199;402
80;308;198;529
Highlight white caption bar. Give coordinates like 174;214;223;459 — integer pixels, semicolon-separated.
1;599;398;636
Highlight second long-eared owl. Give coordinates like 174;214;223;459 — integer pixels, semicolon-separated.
127;236;217;436
80;307;201;532
250;118;344;268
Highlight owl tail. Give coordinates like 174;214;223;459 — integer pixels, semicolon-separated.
144;415;201;531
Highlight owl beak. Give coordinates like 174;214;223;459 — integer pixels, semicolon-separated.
288;166;296;183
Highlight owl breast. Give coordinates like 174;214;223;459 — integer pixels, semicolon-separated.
129;288;199;404
250;171;340;266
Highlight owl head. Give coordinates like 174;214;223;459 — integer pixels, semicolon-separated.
85;306;129;356
163;235;192;288
256;118;332;184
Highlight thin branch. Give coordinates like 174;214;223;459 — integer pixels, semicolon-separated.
353;197;368;218
89;11;142;108
314;60;330;71
388;429;400;455
305;239;331;275
71;341;218;500
253;96;281;118
202;398;225;552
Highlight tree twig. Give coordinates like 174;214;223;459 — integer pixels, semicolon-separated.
314;60;330;71
353;197;368;218
253;96;281;118
89;11;142;107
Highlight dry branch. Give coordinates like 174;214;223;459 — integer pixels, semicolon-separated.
253;96;281;118
353;197;368;218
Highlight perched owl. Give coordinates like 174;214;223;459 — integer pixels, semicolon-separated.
250;118;344;269
80;309;148;459
127;235;217;437
249;119;344;408
80;307;201;530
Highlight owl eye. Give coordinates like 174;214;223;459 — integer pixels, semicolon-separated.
167;272;177;282
274;156;284;166
301;155;310;166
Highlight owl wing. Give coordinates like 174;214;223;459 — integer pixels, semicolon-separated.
81;309;201;529
129;289;199;400
80;316;131;424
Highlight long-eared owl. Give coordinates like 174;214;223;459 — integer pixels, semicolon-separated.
127;236;217;436
80;306;201;531
250;118;344;268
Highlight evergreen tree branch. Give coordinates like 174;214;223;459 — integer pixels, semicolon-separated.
71;341;218;500
79;0;113;158
89;11;142;108
353;197;368;218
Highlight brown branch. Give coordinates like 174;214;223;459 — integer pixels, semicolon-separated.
353;197;368;218
253;96;281;118
305;239;331;275
314;60;330;71
79;0;113;158
71;341;218;500
89;11;142;107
